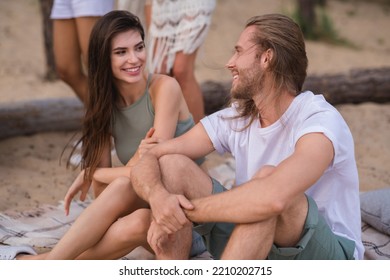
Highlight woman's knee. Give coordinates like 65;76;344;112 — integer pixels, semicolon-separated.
55;64;79;83
112;209;151;243
172;65;191;82
107;176;132;190
103;177;134;201
54;57;86;88
171;53;196;82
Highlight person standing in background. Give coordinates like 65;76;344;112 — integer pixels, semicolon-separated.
50;0;114;104
145;0;216;123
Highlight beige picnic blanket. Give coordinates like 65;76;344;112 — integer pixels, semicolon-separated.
1;158;388;260
0;200;89;249
0;199;157;259
361;222;390;260
0;159;234;259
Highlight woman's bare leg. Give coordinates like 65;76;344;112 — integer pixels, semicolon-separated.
18;208;152;260
76;209;153;259
18;155;211;260
44;177;148;259
75;16;100;67
172;51;204;123
53;19;87;103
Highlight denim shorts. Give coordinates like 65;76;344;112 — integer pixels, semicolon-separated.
268;195;356;260
193;177;234;259
192;181;356;260
189;230;207;257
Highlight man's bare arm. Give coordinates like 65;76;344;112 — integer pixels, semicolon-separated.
130;123;215;233
185;132;334;224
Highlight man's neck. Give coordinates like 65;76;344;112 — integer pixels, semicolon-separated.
253;89;295;128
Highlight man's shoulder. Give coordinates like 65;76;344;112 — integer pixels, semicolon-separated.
206;105;252;128
295;91;338;117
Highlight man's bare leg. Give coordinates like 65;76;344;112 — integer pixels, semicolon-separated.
152;154;212;259
221;166;308;259
222;218;277;259
152;224;193;260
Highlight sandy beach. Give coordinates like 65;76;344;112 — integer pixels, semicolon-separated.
0;0;389;212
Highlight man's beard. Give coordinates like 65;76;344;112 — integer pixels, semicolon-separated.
231;65;264;100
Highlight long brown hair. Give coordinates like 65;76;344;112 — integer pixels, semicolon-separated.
75;10;145;180
231;14;308;124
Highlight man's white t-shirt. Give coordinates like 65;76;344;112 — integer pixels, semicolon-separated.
201;91;364;259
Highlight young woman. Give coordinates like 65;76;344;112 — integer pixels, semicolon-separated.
0;10;205;260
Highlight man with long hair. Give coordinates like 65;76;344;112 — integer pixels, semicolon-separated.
131;14;364;260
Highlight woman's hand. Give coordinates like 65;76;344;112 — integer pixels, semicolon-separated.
147;218;173;255
138;127;163;158
127;127;163;167
63;169;91;215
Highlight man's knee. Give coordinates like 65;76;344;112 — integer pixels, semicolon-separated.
159;154;194;178
158;154;211;197
274;195;309;247
158;154;193;192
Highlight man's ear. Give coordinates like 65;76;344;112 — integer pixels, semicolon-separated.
262;48;273;67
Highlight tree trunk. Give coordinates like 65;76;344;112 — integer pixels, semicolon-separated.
1;67;389;140
297;0;317;37
298;0;316;25
39;0;57;81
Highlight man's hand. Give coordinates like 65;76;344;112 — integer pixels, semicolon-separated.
149;190;194;234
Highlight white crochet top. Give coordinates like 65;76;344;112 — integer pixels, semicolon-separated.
147;0;216;73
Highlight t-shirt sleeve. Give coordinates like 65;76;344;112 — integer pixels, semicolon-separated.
294;109;354;166
200;107;237;154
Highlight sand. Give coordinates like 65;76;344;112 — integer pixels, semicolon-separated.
0;0;389;212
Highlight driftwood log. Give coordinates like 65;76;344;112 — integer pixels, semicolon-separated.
203;66;390;114
303;67;390;105
0;98;84;139
0;67;389;139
